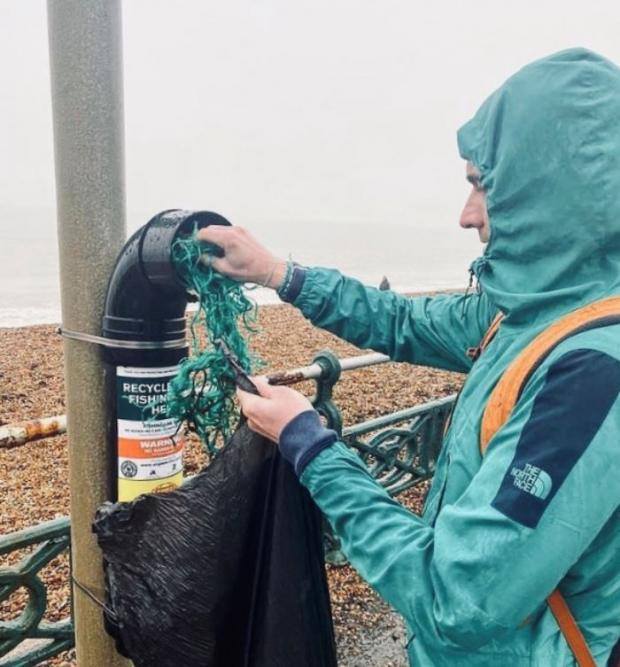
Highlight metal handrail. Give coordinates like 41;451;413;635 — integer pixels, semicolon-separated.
0;351;391;447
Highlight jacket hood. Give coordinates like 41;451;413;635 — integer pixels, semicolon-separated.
458;48;620;326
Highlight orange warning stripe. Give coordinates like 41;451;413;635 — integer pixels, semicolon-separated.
118;435;184;459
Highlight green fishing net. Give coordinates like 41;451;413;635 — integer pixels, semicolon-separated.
166;229;260;454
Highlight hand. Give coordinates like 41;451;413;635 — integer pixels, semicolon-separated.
197;225;287;288
236;376;314;443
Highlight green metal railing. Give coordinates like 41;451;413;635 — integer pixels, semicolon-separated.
0;518;73;667
0;350;455;665
343;397;453;496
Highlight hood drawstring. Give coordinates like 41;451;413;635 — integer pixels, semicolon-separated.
465;266;475;297
470;256;490;291
461;267;475;317
461;257;489;317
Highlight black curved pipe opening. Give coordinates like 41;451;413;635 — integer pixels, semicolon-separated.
102;209;231;343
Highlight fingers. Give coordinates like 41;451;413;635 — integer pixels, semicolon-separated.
236;387;262;415
238;390;273;441
236;377;279;426
197;225;233;245
197;226;252;280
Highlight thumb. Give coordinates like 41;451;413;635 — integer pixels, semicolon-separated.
252;375;275;398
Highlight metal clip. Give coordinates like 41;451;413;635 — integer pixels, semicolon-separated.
215;339;260;395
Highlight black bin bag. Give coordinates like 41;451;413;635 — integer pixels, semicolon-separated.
93;423;338;667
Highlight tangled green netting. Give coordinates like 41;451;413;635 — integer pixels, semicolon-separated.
166;228;261;455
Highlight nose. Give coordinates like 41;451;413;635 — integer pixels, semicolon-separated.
459;188;485;230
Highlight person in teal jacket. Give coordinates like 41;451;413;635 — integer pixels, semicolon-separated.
200;48;620;665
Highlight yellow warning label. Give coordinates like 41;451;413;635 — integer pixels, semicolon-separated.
118;471;184;502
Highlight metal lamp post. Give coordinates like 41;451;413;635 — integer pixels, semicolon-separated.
47;1;131;663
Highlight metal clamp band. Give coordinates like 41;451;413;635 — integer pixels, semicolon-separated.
57;327;187;350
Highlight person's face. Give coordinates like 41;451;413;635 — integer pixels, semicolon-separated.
459;161;489;243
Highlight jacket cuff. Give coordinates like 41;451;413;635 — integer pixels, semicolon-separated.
279;410;338;477
277;265;306;303
289;266;346;314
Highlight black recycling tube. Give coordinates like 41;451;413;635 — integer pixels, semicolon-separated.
102;209;230;501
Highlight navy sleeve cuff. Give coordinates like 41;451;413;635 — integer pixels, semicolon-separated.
279;409;338;477
278;265;306;303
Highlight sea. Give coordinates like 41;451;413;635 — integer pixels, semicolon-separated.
0;208;482;328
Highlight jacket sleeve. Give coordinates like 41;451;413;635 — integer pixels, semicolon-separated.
299;347;620;650
291;267;496;373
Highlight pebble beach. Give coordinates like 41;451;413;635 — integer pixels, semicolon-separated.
1;300;464;666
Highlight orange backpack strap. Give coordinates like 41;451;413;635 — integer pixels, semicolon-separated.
547;591;596;667
481;295;620;452
480;295;620;667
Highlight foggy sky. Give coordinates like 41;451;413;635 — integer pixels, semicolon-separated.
2;1;620;241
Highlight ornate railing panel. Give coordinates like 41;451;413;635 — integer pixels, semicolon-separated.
0;518;73;667
343;396;454;497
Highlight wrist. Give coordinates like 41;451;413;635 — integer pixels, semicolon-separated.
277;263;306;304
262;260;287;289
279;410;338;477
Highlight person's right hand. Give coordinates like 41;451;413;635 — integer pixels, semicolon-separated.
197;225;287;289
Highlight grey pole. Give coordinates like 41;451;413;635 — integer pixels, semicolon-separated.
47;1;131;664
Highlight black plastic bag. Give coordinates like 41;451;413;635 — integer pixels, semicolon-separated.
93;424;337;667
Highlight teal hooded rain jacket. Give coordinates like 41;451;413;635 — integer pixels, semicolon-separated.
287;49;620;665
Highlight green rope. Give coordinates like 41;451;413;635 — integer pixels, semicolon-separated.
166;228;260;454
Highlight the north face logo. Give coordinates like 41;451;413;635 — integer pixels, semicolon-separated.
510;463;552;500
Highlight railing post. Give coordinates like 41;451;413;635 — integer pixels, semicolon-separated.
311;350;343;435
310;350;346;564
47;1;130;665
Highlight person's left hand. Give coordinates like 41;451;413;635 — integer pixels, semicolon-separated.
236;376;314;443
